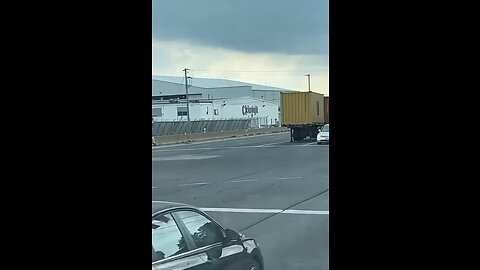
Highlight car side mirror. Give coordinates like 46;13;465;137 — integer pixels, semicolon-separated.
225;228;242;243
206;246;222;260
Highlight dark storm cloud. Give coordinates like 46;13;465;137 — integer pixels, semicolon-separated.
152;0;328;55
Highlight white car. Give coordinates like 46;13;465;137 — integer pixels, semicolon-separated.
317;124;329;144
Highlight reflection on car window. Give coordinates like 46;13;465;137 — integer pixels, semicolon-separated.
152;213;188;262
322;125;329;132
176;211;224;249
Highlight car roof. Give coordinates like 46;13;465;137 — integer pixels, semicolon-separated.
152;201;193;215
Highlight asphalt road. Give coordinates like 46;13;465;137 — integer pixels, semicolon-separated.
152;132;329;270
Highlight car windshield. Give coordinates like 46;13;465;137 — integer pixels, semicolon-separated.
322;125;329;132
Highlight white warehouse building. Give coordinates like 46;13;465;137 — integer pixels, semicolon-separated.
152;75;295;106
152;97;280;126
152;75;296;125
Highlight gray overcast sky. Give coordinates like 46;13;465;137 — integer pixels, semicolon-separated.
152;0;329;94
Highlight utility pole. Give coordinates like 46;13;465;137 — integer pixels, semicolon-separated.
305;74;311;92
183;68;190;121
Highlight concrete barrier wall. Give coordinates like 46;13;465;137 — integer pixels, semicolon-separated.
153;127;289;145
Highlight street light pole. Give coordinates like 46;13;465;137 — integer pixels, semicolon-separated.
305;74;311;92
183;68;190;121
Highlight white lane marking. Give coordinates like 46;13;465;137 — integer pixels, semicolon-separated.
152;187;156;189
282;210;329;215
255;142;285;147
229;179;258;183
161;176;308;187
178;182;210;186
152;155;220;161
200;208;281;214
200;208;329;215
303;142;318;146
275;176;303;180
153;143;323;152
153;145;282;152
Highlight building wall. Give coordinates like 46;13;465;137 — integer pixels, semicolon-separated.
153;102;215;122
152;79;284;106
152;80;205;96
213;97;279;123
189;103;213;120
199;86;253;100
152;97;280;125
252;90;281;104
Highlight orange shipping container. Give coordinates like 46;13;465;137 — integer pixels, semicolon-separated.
281;92;325;126
324;96;329;124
